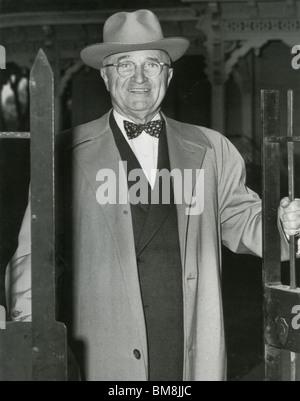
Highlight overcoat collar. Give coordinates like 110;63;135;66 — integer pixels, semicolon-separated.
71;110;211;150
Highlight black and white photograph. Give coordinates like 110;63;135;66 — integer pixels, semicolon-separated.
0;0;300;384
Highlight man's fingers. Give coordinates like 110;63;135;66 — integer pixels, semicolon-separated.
281;198;300;238
282;211;300;222
283;221;300;230
281;198;300;212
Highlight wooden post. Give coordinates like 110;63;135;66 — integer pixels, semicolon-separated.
262;90;282;381
30;49;67;381
0;49;68;381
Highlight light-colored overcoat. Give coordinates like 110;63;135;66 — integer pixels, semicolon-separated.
6;112;289;381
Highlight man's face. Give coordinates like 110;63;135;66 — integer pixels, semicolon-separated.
101;50;173;123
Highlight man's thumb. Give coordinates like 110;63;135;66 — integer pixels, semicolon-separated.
281;197;291;209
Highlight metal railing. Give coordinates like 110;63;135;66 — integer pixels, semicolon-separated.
262;89;300;381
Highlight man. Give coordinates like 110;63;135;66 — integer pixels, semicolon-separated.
6;10;300;381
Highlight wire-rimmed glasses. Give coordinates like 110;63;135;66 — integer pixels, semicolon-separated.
104;60;171;78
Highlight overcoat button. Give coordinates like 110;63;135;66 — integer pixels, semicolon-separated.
133;349;141;360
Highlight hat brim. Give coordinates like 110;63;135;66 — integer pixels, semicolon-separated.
80;37;190;69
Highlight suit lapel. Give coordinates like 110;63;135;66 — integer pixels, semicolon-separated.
164;116;212;268
136;123;174;256
109;113;150;214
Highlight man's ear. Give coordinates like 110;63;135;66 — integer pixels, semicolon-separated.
100;68;110;92
167;68;174;87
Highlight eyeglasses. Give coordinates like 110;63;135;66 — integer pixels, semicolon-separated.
103;60;171;78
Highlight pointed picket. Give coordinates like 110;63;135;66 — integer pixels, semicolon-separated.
30;49;67;381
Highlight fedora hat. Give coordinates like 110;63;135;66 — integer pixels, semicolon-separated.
80;10;190;69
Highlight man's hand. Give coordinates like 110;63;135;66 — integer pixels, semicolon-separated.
280;198;300;237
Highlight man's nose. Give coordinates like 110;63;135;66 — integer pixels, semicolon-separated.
131;65;147;83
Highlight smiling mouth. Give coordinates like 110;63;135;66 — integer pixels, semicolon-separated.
128;89;150;94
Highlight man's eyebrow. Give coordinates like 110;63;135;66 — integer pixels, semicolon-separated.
145;57;161;62
114;56;164;63
116;55;131;63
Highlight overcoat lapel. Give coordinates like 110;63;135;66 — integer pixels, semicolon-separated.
71;113;148;368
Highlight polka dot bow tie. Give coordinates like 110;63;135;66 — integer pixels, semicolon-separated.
123;120;163;140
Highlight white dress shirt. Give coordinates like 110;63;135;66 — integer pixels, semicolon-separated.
113;110;160;189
